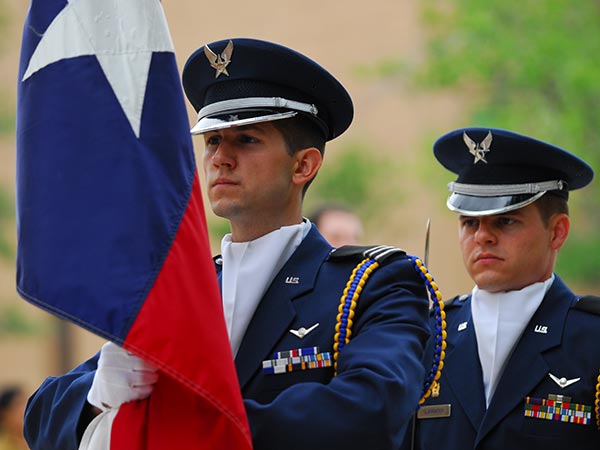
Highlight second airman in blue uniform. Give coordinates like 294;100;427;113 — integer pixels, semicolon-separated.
407;127;600;450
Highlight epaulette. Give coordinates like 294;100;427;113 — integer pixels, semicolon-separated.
428;294;466;317
328;245;406;264
574;295;600;315
443;294;469;307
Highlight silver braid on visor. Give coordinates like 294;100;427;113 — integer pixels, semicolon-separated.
448;180;565;196
197;97;318;121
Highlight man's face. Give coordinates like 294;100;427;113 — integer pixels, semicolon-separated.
458;203;560;292
202;122;296;224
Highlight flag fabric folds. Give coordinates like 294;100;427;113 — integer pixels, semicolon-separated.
16;1;252;448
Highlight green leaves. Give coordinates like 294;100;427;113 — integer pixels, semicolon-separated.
0;187;14;260
312;144;372;207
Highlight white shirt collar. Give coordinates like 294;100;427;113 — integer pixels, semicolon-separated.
471;275;554;406
220;220;311;356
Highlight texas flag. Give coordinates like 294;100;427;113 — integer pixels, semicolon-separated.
16;1;251;449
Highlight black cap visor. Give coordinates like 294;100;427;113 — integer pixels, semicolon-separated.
191;109;297;134
447;191;547;216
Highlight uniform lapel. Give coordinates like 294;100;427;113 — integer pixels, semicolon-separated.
476;277;575;444
234;226;332;389
443;299;487;430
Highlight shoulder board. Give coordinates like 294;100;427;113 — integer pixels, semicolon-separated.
328;245;406;264
443;294;469;308
574;295;600;315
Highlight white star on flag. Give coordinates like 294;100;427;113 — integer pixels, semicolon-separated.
22;0;175;138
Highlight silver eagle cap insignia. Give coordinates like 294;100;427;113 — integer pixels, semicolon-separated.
463;131;493;164
204;40;234;78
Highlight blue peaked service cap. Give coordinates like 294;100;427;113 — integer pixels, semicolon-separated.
182;38;353;141
434;127;594;216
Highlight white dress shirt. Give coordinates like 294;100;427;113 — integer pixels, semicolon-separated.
471;275;554;406
220;220;311;356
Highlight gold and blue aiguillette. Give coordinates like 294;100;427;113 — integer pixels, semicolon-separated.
524;394;592;425
262;346;332;375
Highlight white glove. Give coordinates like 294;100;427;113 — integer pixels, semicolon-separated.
87;341;159;412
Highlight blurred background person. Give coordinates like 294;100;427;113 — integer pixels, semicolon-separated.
0;385;28;450
308;203;364;247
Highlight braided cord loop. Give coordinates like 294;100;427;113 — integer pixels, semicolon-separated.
331;252;446;406
332;257;379;375
407;255;446;405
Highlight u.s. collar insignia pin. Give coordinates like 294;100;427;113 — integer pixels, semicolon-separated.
463;131;492;164
204;40;234;78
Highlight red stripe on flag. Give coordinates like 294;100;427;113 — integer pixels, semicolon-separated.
118;174;252;449
112;377;249;450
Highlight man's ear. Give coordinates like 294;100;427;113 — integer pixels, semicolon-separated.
291;147;322;187
550;213;570;251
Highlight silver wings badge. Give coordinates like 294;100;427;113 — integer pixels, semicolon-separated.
204;40;234;78
463;131;493;164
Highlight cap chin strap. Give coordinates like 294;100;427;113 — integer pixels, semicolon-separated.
197;97;319;121
448;179;565;197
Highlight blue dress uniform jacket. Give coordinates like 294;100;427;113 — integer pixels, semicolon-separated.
406;275;600;450
24;225;431;450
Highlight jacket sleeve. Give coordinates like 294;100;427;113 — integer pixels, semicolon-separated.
24;353;99;450
245;257;431;450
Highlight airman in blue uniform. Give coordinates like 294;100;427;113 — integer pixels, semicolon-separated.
24;38;439;450
406;128;600;450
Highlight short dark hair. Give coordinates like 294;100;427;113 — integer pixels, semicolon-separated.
272;114;327;194
534;192;569;225
273;114;326;155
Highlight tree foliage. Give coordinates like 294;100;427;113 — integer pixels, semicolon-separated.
0;0;14;260
420;0;600;173
0;182;13;260
311;144;372;208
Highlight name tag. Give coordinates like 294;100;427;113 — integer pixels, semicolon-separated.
417;404;451;419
